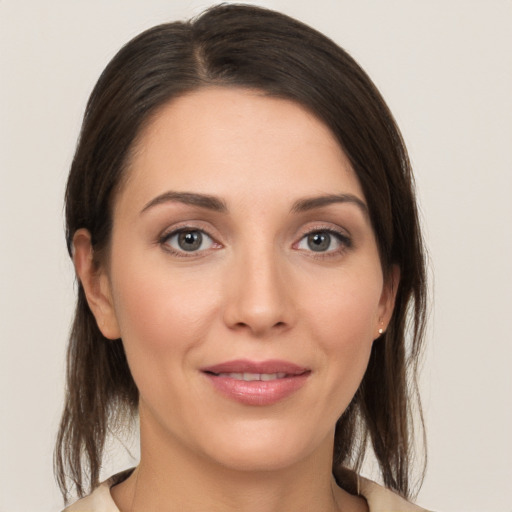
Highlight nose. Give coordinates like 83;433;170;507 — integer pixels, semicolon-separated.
222;244;295;337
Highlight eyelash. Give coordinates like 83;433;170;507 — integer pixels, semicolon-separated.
158;225;352;259
295;227;352;259
158;226;220;258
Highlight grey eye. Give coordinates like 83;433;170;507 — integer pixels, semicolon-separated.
165;230;214;253
178;231;203;251
296;230;347;254
307;232;332;252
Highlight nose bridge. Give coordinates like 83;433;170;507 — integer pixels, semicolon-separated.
224;236;293;335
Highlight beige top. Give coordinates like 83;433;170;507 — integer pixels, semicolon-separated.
64;469;431;512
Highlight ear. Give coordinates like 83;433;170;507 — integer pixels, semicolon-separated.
375;264;400;339
72;229;121;340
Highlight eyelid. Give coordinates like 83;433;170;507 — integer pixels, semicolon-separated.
158;223;222;257
293;224;353;256
156;221;352;258
297;222;351;240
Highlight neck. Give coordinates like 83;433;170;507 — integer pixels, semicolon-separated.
111;408;366;512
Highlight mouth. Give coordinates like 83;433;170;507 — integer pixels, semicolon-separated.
201;359;311;406
207;372;289;381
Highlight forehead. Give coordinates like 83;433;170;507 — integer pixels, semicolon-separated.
119;87;364;211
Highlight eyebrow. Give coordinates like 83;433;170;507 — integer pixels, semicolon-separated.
291;193;368;216
140;191;368;216
140;191;228;215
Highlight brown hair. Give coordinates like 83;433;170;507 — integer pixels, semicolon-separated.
56;3;427;503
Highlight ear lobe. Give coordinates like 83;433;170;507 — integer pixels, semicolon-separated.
376;264;400;337
72;229;121;340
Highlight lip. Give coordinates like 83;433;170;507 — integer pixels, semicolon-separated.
201;359;311;406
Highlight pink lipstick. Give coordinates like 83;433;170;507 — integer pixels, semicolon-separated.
201;359;310;406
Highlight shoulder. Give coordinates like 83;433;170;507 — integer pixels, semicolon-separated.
63;469;433;512
334;467;432;512
62;470;132;512
62;482;117;512
359;475;432;512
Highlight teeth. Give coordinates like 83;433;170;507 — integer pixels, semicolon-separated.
261;372;287;381
217;372;287;381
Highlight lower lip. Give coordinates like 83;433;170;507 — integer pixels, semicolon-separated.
203;373;310;406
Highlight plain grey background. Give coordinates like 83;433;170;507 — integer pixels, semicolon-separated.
1;1;511;511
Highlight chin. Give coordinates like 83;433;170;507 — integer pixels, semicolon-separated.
211;446;306;473
197;420;329;473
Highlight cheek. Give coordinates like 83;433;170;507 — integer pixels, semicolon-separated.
109;252;223;374
304;269;382;400
307;265;382;344
109;263;227;427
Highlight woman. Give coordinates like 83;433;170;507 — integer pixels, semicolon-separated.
56;4;429;511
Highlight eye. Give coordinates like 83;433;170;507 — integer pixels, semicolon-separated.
162;229;216;255
296;229;350;253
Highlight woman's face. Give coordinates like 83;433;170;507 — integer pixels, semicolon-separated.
92;87;396;471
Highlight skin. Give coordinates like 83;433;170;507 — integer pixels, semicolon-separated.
74;87;398;512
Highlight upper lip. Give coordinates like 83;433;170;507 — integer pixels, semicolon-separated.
201;359;310;376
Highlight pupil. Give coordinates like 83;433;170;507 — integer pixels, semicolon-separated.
178;231;202;251
308;233;330;252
